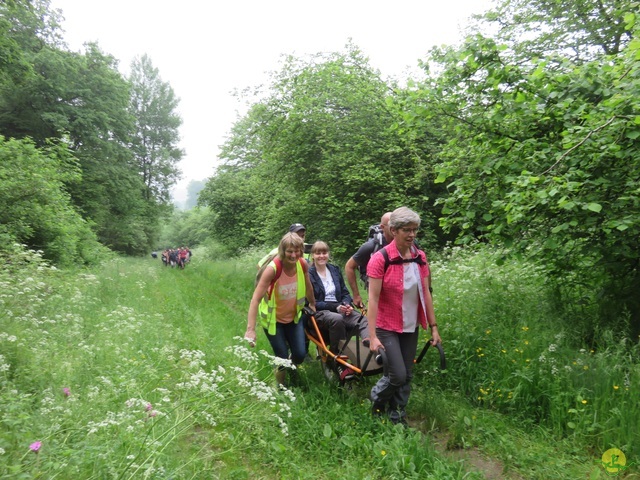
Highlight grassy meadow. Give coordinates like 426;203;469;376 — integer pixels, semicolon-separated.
0;243;638;479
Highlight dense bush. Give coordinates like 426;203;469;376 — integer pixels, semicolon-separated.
0;136;108;265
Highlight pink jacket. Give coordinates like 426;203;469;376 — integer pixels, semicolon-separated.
367;240;430;332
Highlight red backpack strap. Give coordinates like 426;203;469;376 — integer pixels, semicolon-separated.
267;258;283;298
267;258;307;298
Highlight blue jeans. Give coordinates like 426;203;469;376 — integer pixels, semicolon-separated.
264;320;306;365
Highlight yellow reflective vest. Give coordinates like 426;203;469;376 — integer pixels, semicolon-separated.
258;259;307;335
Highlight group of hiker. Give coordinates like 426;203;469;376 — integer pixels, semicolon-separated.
152;247;191;269
245;207;441;426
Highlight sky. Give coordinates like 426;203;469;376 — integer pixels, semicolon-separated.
49;0;493;203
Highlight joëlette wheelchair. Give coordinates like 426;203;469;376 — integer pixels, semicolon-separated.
303;307;446;386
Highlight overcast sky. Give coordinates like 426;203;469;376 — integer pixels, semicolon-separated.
49;0;492;202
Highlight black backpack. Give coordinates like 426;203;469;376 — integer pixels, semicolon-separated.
358;224;386;284
380;246;432;294
368;224;384;252
380;247;426;272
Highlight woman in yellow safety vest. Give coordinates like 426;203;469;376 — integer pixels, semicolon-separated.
245;232;316;385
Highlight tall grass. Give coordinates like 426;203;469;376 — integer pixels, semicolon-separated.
426;245;640;461
1;244;484;479
1;242;637;478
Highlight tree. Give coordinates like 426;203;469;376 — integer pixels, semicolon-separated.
407;1;640;338
0;1;152;255
0;1;183;256
50;44;151;255
483;0;635;62
0;0;65;143
128;54;183;205
0;135;106;265
201;43;445;259
185;179;206;210
158;207;212;249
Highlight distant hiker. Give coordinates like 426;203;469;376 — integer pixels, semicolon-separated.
169;249;178;267
178;247;189;269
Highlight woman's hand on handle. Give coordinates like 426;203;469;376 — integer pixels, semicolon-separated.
352;297;365;309
369;336;383;353
430;326;442;346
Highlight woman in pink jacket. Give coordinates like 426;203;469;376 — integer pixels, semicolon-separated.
367;207;442;425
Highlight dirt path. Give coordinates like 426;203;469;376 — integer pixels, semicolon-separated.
408;419;525;480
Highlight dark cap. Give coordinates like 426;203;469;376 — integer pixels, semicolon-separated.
289;223;306;233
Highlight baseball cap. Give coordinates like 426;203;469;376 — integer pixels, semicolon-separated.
289;223;306;233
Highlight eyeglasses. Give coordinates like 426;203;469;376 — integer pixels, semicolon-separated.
398;227;419;234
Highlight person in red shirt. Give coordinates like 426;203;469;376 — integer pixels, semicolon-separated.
178;247;189;269
367;207;441;425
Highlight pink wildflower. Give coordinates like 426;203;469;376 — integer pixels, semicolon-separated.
29;441;42;452
149;410;157;417
62;387;71;397
145;403;153;411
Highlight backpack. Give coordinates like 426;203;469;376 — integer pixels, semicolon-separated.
358;224;386;283
368;224;385;253
380;246;426;272
255;253;280;288
380;246;432;293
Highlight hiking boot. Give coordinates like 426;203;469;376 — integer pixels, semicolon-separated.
274;368;286;386
337;364;355;382
389;408;408;427
335;355;355;382
288;368;301;387
390;415;408;427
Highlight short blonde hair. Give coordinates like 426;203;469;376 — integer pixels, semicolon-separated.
277;232;304;260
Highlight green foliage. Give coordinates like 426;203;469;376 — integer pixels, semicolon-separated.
0;136;107;265
425;245;640;461
406;2;640;337
200;43;445;261
483;0;636;60
198;161;267;251
0;1;183;258
157;207;212;249
128;54;183;204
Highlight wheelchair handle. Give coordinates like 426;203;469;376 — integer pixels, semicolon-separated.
375;347;387;366
416;341;447;370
